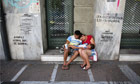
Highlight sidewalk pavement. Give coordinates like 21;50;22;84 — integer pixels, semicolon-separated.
0;60;140;84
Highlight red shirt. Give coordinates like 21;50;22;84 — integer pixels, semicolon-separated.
82;35;93;45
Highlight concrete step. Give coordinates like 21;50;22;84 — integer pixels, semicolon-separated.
41;50;140;61
41;55;83;61
41;50;83;61
120;49;140;54
119;54;140;61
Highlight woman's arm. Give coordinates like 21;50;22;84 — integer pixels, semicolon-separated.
90;38;95;45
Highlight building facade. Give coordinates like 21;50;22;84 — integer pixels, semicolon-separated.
1;0;140;61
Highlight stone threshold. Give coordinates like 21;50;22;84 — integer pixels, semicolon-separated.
119;54;140;61
41;50;83;61
119;49;140;61
41;50;140;62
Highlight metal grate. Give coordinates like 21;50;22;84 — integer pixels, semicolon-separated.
121;0;140;49
47;0;73;49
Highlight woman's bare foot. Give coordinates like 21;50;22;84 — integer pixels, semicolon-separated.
83;66;90;71
80;64;87;68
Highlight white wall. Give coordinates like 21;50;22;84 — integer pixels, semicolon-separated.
2;0;44;60
74;0;95;35
93;0;126;60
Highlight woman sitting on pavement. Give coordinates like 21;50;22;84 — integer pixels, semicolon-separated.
79;34;95;70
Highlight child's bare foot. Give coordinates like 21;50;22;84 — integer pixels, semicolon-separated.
62;65;69;70
62;62;69;70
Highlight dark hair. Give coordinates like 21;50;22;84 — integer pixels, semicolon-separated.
74;30;83;39
90;44;95;49
79;34;86;39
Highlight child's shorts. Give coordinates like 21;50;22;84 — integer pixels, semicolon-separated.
69;48;79;55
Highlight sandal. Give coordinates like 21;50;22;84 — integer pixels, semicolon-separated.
80;64;87;68
83;66;90;71
62;65;69;70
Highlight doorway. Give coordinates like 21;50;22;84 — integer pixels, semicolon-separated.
46;0;73;49
120;0;140;49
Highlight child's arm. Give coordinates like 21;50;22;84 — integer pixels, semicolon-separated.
65;40;70;44
68;45;84;49
66;36;71;44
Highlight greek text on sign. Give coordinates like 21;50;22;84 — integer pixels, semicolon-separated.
96;13;123;23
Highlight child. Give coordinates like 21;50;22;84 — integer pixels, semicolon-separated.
62;30;82;70
70;43;97;61
74;43;95;50
81;44;97;61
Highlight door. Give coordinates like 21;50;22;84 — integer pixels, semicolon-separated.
121;0;140;49
46;0;73;49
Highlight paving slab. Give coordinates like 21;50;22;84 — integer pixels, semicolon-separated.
16;64;54;81
17;81;132;84
55;64;90;81
1;82;20;84
128;64;140;76
91;63;129;81
0;61;25;81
